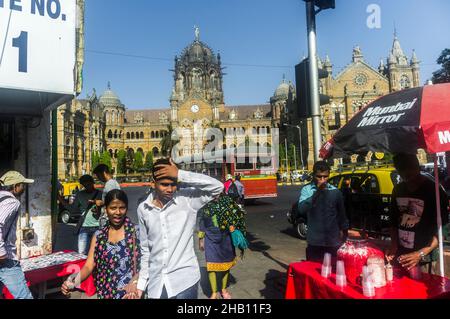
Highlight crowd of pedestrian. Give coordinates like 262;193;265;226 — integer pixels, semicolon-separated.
0;159;248;299
4;152;447;300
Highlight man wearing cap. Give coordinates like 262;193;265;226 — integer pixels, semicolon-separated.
0;171;34;299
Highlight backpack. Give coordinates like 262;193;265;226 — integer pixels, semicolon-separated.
227;182;240;200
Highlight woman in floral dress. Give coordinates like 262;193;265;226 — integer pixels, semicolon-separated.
61;189;141;299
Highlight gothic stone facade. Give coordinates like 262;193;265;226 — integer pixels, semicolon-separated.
57;36;278;178
286;34;423;168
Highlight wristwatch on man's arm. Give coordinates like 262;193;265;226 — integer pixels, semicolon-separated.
419;250;426;262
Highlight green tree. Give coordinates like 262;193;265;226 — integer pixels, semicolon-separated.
160;124;178;157
99;150;112;171
145;152;154;171
116;149;127;174
432;48;450;84
91;151;100;171
288;144;299;171
133;151;144;172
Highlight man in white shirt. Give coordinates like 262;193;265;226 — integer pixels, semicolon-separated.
135;158;223;299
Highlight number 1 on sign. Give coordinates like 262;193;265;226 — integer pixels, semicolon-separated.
12;31;28;73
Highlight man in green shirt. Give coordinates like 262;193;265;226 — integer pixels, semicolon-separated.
59;175;101;255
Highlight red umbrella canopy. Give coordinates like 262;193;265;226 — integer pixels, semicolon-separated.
320;83;450;159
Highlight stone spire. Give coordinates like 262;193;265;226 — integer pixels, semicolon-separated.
317;56;323;69
390;31;408;65
410;49;419;66
378;59;385;73
324;55;332;75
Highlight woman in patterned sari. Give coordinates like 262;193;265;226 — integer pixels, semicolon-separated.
61;189;141;299
198;193;248;299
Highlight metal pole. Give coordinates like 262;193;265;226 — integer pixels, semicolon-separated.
434;155;445;277
298;123;304;170
293;145;297;173
285;138;289;175
306;0;321;161
51;109;58;251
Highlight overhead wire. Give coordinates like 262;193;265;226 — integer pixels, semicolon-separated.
85;48;440;70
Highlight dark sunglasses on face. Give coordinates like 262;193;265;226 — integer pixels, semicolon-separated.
315;175;329;179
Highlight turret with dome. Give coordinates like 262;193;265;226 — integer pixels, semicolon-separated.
99;82;125;128
270;75;295;121
170;26;224;110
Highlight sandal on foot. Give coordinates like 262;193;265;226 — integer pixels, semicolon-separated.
221;291;232;299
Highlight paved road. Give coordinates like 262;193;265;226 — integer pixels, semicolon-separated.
54;185;305;299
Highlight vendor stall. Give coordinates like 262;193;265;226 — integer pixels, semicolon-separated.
285;261;450;299
2;251;95;299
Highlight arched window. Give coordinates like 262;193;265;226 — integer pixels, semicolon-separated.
140;132;144;139
114;149;118;158
152;147;159;157
114;130;118;139
109;149;113;157
126;132;130;139
137;148;144;155
151;131;155;139
131;132;135;139
108;130;113;139
136;132;139;140
156;131;160;139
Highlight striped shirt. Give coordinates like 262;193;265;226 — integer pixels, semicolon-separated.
0;191;21;260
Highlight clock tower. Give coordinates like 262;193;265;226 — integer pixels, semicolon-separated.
169;27;225;126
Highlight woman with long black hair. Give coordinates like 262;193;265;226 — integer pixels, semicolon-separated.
61;189;141;299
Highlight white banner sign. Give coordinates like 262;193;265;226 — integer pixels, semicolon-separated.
0;0;76;95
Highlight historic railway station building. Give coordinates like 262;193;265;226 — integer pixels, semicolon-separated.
57;31;422;179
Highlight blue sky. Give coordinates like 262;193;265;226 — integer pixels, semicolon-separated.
81;0;450;109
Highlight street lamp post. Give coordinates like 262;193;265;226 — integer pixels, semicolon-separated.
293;145;297;173
285;138;289;176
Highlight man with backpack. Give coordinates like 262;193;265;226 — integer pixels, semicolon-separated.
0;171;34;299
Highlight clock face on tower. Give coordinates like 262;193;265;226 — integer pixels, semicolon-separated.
191;104;199;113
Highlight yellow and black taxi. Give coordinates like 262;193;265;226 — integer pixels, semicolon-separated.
58;181;82;224
288;163;450;240
287;164;400;239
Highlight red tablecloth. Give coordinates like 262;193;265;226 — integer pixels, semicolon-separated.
285;261;450;299
2;251;96;299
